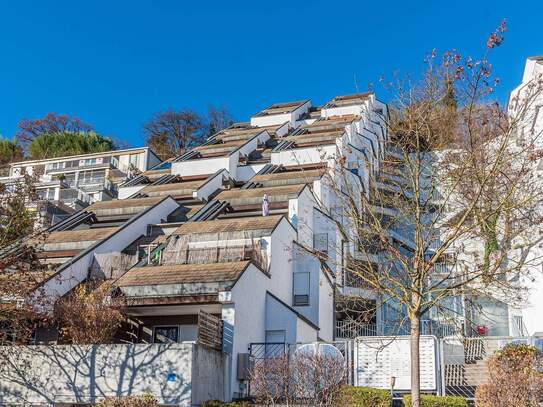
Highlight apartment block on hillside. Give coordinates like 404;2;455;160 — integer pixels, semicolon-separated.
0;147;161;227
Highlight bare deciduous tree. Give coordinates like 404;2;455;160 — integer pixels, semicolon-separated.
0;175;51;344
250;348;346;406
16;113;94;148
207;105;235;138
55;281;123;344
142;109;207;160
323;21;543;406
476;344;543;406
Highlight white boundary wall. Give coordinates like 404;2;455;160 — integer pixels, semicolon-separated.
0;343;226;406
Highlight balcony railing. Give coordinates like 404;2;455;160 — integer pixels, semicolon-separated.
335;320;462;339
160;245;269;271
59;188;94;205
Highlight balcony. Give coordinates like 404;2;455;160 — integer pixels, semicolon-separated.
45;157;118;174
59;188;94;205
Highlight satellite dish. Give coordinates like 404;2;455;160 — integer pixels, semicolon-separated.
294;343;346;385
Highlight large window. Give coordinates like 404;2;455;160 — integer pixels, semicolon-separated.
78;170;105;186
293;272;310;306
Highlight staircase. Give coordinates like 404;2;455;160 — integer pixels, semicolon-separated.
444;338;500;398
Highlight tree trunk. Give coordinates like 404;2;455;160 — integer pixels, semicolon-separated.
410;312;421;407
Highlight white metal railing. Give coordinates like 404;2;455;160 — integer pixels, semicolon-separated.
336;320;461;339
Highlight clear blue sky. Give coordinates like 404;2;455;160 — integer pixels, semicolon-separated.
1;1;542;146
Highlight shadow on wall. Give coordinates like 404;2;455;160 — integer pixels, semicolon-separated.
0;343;194;406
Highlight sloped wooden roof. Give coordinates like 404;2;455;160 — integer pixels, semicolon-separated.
44;227;119;244
87;196;164;211
215;184;305;201
173;214;284;235
140;180;205;194
117;260;252;287
251;169;325;183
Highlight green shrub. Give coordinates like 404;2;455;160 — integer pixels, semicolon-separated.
403;394;468;407
335;386;391;407
201;401;223;407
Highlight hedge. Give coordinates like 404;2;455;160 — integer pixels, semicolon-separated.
335;386;391;407
403;394;469;407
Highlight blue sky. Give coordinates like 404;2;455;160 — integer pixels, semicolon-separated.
1;1;542;146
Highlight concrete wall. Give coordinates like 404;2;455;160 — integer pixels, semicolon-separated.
191;345;227;405
172;156;231;179
0;343;201;406
118;185;145;199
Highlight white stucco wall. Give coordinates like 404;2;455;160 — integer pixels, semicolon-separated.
118;185;146;199
172;156;231;178
0;344;194;406
194;169;230;201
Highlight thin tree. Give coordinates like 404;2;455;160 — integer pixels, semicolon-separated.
325;21;543;406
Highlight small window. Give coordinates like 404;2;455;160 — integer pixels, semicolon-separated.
293;272;310;306
313;233;328;254
153;326;178;343
265;330;286;344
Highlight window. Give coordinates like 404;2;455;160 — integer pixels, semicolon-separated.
265;330;286;344
293;272;310;306
153;326;178;343
313;233;328;254
78;170;105;185
129;154;140;168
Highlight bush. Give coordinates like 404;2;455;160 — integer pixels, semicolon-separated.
201;401;249;407
475;343;543;407
403;394;468;406
96;394;158;407
335;386;391;407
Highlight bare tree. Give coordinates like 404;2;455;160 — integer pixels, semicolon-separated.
0;175;51;344
206;105;235;137
323;21;543;406
16;113;93;148
142;109;207;160
475;344;543;407
250;347;346;406
55;281;124;344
